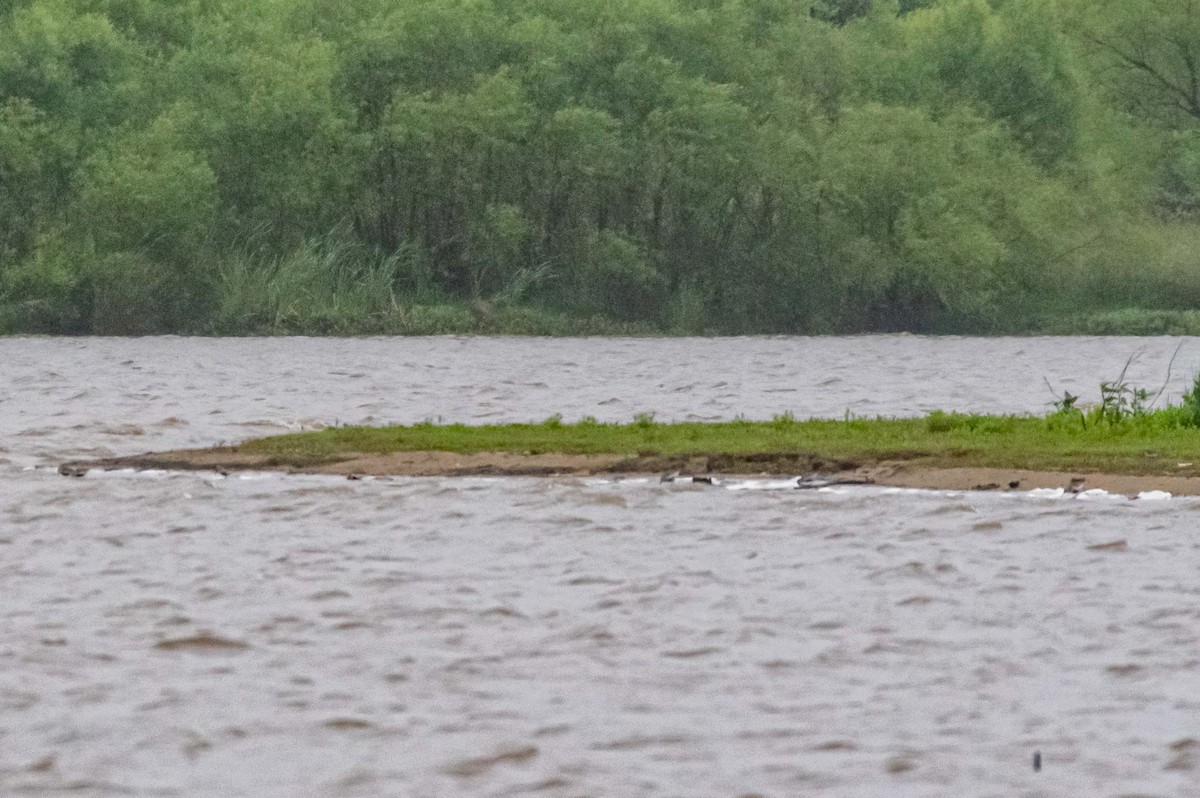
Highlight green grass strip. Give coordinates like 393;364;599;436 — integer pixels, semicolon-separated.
240;410;1200;476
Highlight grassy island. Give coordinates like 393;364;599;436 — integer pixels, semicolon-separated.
235;410;1200;477
63;379;1200;495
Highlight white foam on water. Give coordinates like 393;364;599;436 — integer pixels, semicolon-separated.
1076;488;1125;501
725;478;800;491
1027;487;1066;499
85;467;140;478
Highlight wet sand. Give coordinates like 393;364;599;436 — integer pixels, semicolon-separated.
61;446;1200;496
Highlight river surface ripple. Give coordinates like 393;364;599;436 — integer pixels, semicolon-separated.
1;335;1199;797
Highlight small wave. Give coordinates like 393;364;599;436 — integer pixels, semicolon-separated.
1087;539;1128;552
594;734;692;751
154;633;249;652
324;717;373;730
661;646;724;658
444;745;538;777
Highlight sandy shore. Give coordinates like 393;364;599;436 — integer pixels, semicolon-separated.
58;447;1200;496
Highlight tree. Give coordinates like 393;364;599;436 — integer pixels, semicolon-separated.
75;110;218;332
1076;0;1200;127
811;0;873;28
0;99;51;272
164;3;355;245
898;0;1083;169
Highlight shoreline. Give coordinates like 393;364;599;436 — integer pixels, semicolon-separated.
58;448;1200;496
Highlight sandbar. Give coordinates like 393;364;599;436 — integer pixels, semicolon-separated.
58;447;1200;496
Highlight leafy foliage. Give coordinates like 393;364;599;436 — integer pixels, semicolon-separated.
0;0;1197;334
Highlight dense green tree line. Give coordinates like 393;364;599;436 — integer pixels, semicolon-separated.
1;0;1199;335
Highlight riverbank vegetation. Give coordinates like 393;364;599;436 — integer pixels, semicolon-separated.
5;0;1200;335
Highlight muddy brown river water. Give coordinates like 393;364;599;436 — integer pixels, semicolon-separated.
2;335;1199;797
